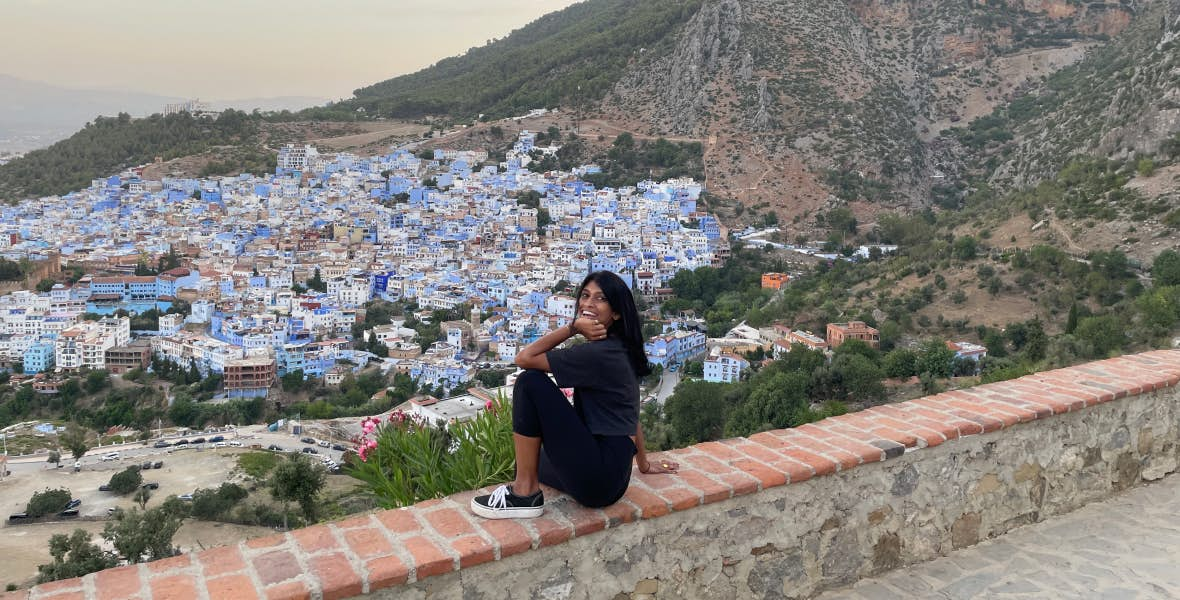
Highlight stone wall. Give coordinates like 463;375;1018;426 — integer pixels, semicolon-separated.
9;350;1180;600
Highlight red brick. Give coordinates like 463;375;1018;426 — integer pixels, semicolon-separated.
292;524;339;554
33;577;83;594
94;564;143;600
780;449;838;477
206;575;260;600
676;469;732;504
343;526;393;560
245;534;287;549
375;508;419;534
790;438;861;470
947;407;1005;433
748;431;790;449
866;426;920;448
333;514;373;530
479;519;532;558
365;555;409;591
199;545;247;578
729;458;786;489
658;486;701;511
601;499;639;526
725;437;792;464
424;507;476;539
39;592;84;600
265;580;310;600
718;469;761;496
678;452;731;475
415;498;445;509
823;437;885;464
621;485;669;519
147;574;197;600
146;553;191;574
308;552;362;600
402;535;454;579
563;505;608;537
451;535;496;569
696;440;743;461
530;517;573;548
252;550;302;586
774;458;815;484
634;469;679;489
794;423;836;439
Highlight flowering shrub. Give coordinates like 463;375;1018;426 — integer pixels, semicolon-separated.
346;393;515;508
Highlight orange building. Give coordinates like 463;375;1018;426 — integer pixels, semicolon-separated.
826;321;881;349
761;273;790;290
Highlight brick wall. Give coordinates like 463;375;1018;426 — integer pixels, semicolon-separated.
8;350;1180;600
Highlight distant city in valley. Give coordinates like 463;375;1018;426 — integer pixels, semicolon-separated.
0;129;748;394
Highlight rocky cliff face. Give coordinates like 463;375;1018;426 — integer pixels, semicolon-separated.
600;0;1143;209
990;0;1179;188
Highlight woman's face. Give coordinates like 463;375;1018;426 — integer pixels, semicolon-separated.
578;281;620;328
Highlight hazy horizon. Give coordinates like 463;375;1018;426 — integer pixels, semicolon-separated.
1;0;581;102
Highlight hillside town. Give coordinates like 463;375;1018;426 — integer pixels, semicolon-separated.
0;129;989;411
0;132;761;400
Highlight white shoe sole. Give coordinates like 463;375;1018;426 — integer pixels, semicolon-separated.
470;498;544;519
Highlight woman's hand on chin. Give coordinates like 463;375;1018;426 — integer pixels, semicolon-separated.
574;316;608;341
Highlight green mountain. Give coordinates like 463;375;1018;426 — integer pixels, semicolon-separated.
338;0;704;119
0;111;261;200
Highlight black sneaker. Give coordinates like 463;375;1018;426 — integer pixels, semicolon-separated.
470;485;544;519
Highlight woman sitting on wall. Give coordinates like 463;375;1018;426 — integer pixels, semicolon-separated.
471;270;677;518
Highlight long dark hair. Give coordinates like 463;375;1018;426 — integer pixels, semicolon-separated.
577;270;651;377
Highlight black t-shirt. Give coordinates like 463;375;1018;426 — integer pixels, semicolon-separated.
546;336;640;436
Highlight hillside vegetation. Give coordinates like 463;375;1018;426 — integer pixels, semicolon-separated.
339;0;703;120
0;111;264;200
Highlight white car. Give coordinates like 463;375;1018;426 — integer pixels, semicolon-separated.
317;440;330;448
213;442;227;448
227;440;243;447
101;452;120;461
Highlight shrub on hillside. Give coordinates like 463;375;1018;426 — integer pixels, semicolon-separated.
27;488;72;517
108;467;142;495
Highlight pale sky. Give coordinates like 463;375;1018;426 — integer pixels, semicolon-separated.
1;0;582;101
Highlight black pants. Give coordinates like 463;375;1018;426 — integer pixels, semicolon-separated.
512;370;635;508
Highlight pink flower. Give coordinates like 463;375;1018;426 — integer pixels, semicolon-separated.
485;400;493;410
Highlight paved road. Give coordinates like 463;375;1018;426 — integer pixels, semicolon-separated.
818;474;1180;600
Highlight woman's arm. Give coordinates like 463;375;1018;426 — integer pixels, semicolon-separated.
634;422;678;474
513;317;608;371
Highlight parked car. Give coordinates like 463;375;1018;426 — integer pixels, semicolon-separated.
98;484;111;492
141;482;159;490
300;437;315;444
228;441;243;447
101;452;120;461
317;440;330;448
58;509;79;518
141;461;153;470
174;439;189;446
212;442;227;448
153;441;171;448
209;435;225;443
266;444;283;452
177;493;193;501
190;437;206;444
152;461;163;469
331;444;346;452
64;499;81;511
301;447;318;454
9;513;29;521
